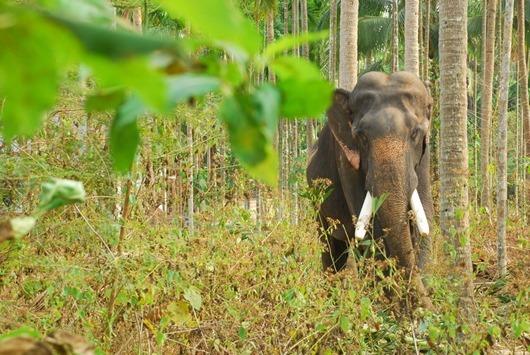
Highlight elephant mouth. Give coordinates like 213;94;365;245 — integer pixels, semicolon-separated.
354;190;429;240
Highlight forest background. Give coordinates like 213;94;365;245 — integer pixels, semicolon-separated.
0;0;529;353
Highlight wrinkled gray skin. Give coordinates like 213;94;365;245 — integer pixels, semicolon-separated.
307;71;434;308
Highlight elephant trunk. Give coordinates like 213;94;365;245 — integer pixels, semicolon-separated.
365;139;432;308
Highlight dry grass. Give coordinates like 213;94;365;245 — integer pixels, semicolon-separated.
0;192;528;353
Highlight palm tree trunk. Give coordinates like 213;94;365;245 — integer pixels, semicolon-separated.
130;7;143;31
301;0;309;58
278;0;290;219
405;0;420;75
338;0;359;90
300;0;314;147
187;124;194;234
474;59;479;208
293;0;299;56
423;0;431;79
329;0;338;82
391;0;399;72
418;2;424;78
439;0;474;322
516;0;530;219
479;0;497;209
496;0;514;277
515;63;522;218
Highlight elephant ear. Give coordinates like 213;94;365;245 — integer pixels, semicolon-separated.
327;89;360;170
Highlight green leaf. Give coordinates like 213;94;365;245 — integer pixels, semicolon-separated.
245;144;279;187
42;0;115;25
45;12;183;59
270;56;333;118
371;193;388;215
37;178;86;213
166;74;221;107
183;287;202;311
87;56;167;112
218;85;280;186
263;31;328;60
167;301;193;326
0;9;78;141
10;217;37;239
339;315;351;333
85;89;125;112
0;326;40;341
360;297;372;321
157;0;261;56
110;96;144;173
238;325;248;340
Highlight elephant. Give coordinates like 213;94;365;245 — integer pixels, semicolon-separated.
306;71;434;308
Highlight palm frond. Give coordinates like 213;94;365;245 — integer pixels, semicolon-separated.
358;15;392;55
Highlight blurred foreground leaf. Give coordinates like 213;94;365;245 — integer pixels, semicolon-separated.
0;7;79;140
45;12;184;59
270;56;333;118
219;84;280;186
110;96;144;173
263;31;328;60
157;0;261;56
38;178;86;213
1;179;85;243
166;74;221;107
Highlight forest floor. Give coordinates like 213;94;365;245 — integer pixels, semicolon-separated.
0;192;528;353
0;85;529;353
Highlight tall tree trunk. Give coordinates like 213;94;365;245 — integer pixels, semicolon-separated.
187;124;194;234
293;0;299;56
516;0;530;219
418;1;424;77
278;0;290;219
301;0;309;58
405;0;420;75
423;0;431;79
439;0;475;322
479;0;497;209
496;0;514;277
300;0;314;148
329;0;338;81
474;59;479;208
515;63;524;218
338;0;359;90
130;7;143;31
392;0;399;72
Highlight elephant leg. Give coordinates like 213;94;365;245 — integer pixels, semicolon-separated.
321;235;349;272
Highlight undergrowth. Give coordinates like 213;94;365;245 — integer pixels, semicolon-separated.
0;85;528;354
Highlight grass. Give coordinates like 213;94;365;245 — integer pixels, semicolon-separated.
0;86;528;353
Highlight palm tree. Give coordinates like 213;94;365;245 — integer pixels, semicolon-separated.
392;0;399;72
329;0;338;82
422;0;431;78
516;0;530;218
479;0;497;210
439;0;474;321
496;0;515;277
339;0;359;90
405;0;420;75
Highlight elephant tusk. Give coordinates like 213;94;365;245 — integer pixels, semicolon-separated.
410;189;429;236
355;191;373;240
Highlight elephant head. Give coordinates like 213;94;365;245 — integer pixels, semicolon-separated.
311;71;434;307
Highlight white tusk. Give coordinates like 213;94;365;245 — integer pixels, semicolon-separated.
355;191;373;240
410;189;429;236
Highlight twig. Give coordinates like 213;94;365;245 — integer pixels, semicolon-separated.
75;205;114;256
411;319;420;355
